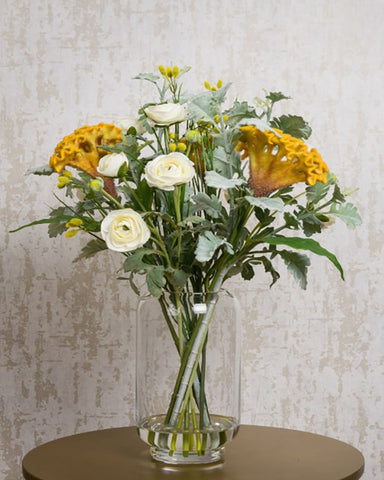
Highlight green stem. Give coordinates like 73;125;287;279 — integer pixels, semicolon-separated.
164;267;230;427
100;188;123;209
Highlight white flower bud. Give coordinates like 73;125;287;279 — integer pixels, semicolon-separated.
144;103;188;126
97;153;128;178
113;117;145;135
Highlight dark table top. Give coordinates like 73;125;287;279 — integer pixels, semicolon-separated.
22;425;364;480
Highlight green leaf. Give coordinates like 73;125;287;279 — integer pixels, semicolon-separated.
278;250;311;289
331;183;346;203
188;85;231;122
302;216;323;237
245;195;284;211
306;181;330;204
237;117;272;131
166;268;189;288
190;193;222;218
133;72;160;84
205;171;245;189
123;248;156;272
48;222;67;238
256;256;280;286
266;92;291;104
329;202;362;228
283;212;300;230
212;146;232;176
25;164;54;176
73;239;107;262
9;215;72;233
270;114;312;140
225;100;257;127
178;215;208;227
241;263;255;281
195;231;233;263
146;267;165;297
262;236;344;280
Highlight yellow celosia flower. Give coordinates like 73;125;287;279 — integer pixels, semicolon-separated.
237;126;329;197
50;123;122;197
49;123;122;177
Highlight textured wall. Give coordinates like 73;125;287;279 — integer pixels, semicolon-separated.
1;0;383;478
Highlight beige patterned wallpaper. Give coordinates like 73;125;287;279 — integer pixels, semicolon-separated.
1;0;383;478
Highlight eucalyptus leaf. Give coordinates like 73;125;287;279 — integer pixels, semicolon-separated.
245;195;284;211
237;117;272;132
306;181;330;204
205;171;245;189
190;193;222;218
195;231;232;263
133;72;160;84
329;202;362;229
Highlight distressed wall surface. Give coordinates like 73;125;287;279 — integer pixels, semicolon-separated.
1;0;383;478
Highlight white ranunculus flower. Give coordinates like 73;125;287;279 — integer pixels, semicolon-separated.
144;103;188;126
101;208;151;252
144;152;195;191
113;117;145;135
97;152;128;177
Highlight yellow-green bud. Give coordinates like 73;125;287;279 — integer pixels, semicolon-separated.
65;218;83;228
217;79;223;89
90;178;104;192
169;143;177;152
65;229;80;238
185;130;200;143
158;65;166;75
173;65;179;78
177;142;187;152
204;81;211;90
62;170;73;178
57;176;71;189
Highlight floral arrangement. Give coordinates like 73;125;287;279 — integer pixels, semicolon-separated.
14;64;361;462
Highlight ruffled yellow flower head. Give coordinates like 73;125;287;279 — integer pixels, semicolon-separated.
49;123;122;176
237;126;329;197
49;123;122;196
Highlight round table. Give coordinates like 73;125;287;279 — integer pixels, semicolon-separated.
22;425;364;480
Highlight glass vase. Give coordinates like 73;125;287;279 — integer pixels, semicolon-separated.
135;290;241;465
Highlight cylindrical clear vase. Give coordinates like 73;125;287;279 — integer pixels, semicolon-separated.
136;291;240;465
